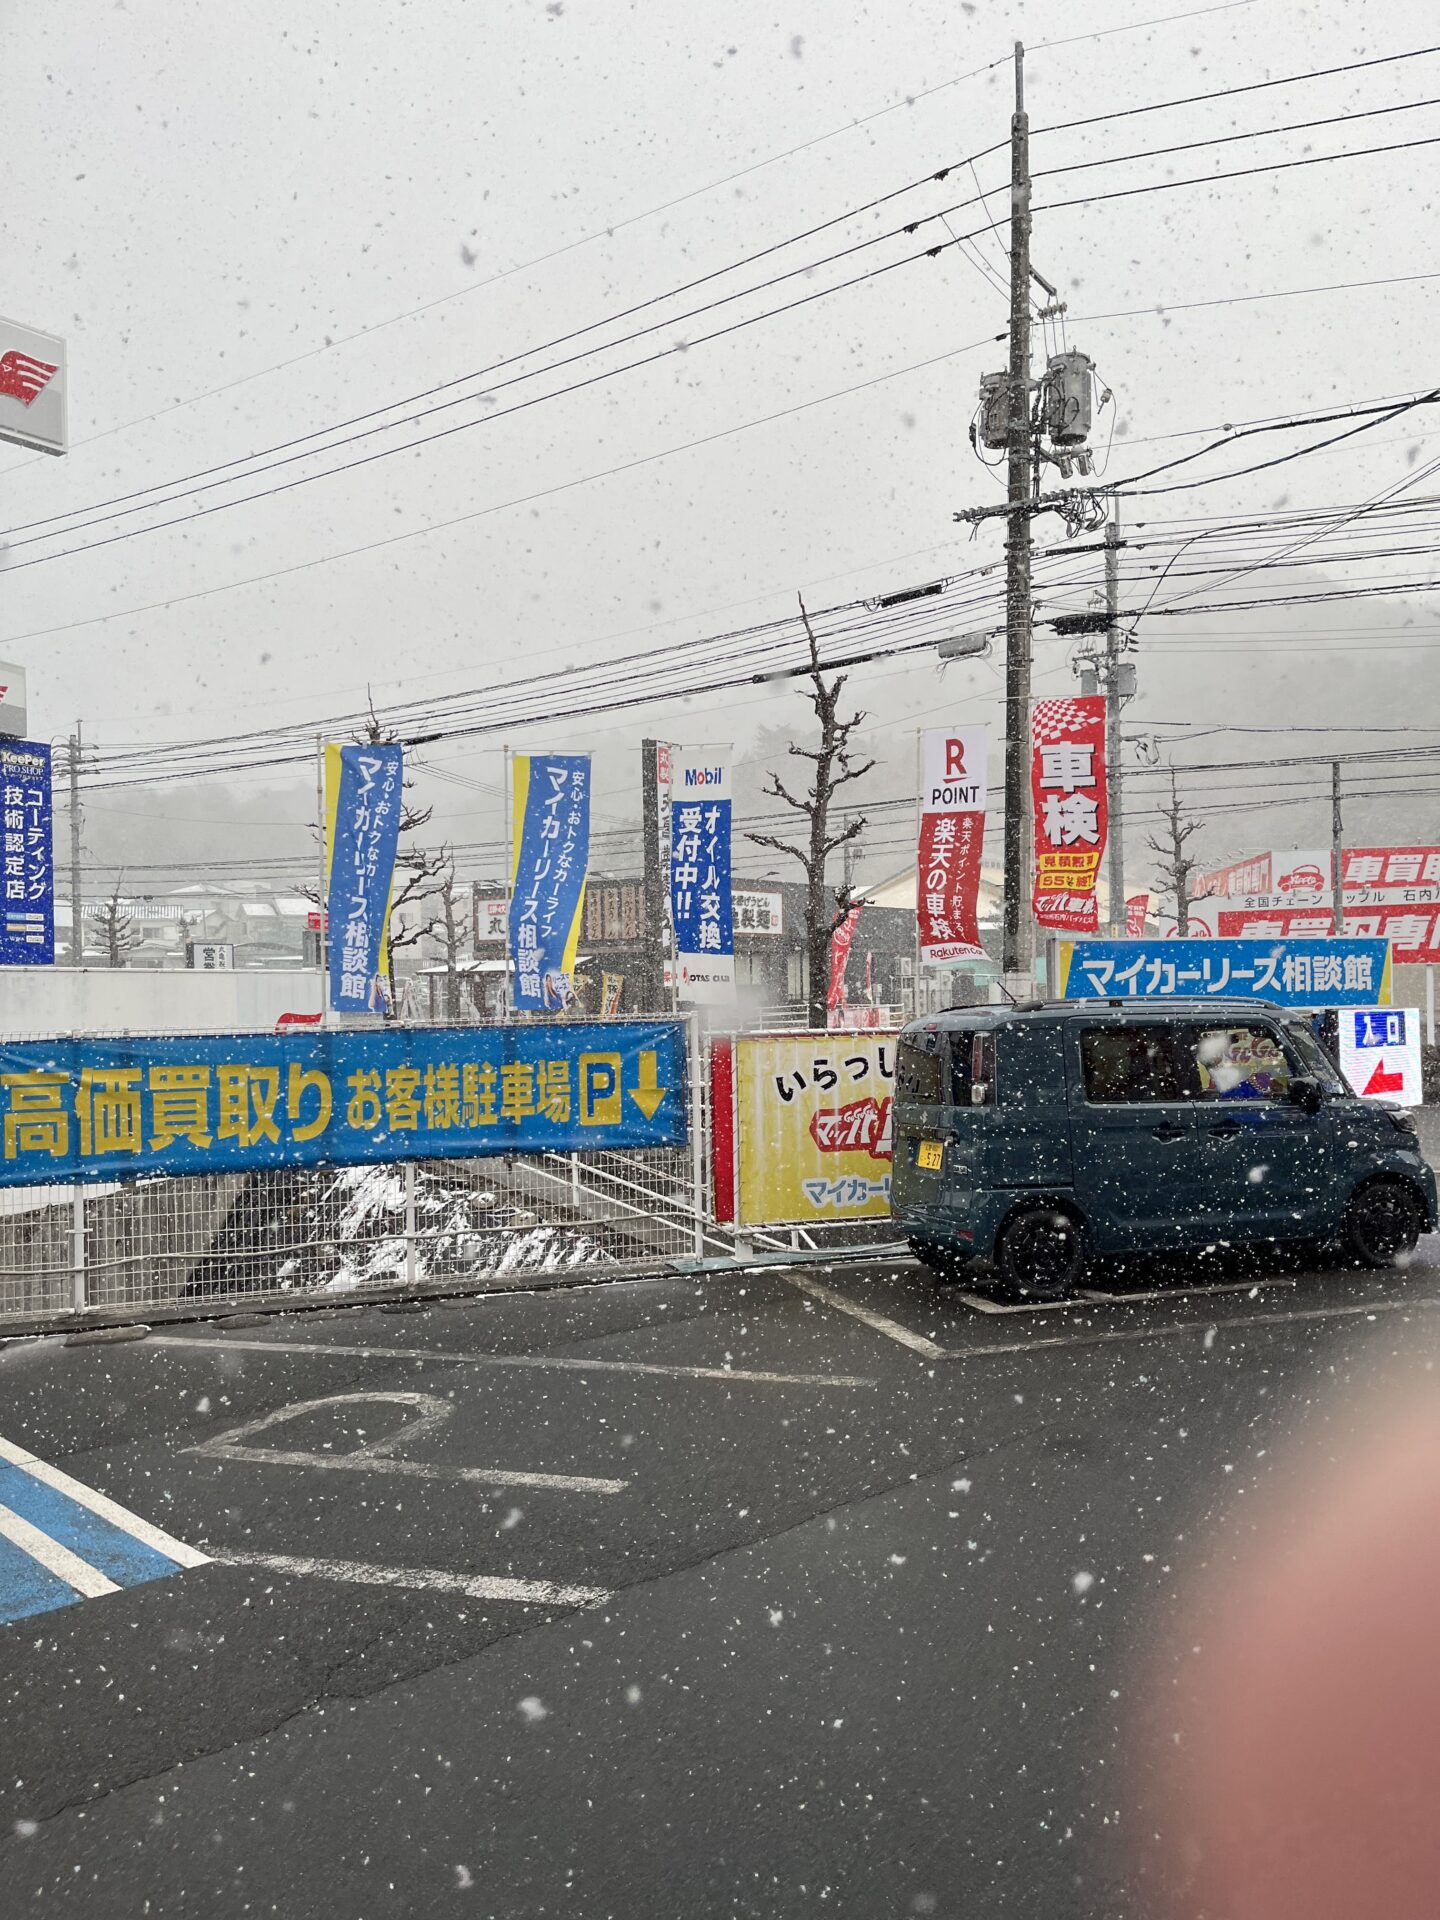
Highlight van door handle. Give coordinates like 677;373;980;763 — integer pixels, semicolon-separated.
1151;1122;1187;1141
1209;1121;1243;1139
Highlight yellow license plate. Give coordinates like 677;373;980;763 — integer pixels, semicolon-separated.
916;1139;944;1171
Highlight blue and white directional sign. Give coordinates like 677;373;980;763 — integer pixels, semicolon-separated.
0;1019;687;1189
1058;937;1393;1008
0;739;54;966
1337;1006;1422;1103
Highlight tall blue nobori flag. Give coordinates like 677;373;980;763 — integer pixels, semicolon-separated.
509;754;591;1012
668;743;735;1003
0;739;54;966
326;743;405;1013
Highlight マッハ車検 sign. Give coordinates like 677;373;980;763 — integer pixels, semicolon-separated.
730;1032;896;1226
1058;937;1392;1008
0;1021;687;1189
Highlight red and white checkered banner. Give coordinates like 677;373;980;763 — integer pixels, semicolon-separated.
1031;696;1108;934
917;728;988;963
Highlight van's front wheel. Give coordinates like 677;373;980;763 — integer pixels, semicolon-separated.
1342;1179;1423;1266
996;1205;1085;1299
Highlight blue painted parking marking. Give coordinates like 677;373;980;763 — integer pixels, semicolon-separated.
0;1531;84;1625
0;1434;207;1628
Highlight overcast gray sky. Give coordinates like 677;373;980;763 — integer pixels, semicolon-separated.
2;0;1437;879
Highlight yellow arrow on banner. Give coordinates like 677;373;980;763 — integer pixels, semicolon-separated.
629;1050;667;1120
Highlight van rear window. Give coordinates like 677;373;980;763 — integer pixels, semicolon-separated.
897;1031;946;1103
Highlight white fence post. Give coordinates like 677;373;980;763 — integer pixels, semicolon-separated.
689;1012;706;1257
71;1183;86;1312
404;1159;417;1287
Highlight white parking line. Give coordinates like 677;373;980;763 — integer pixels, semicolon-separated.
0;1502;119;1599
220;1549;609;1609
944;1292;1440;1360
0;1435;210;1567
782;1273;946;1358
953;1291;1075;1317
1074;1277;1297;1306
146;1332;875;1389
194;1443;629;1495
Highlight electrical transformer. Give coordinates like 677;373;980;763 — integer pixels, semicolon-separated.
1044;350;1094;446
977;371;1010;450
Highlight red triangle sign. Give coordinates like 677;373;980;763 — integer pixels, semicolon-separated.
1362;1057;1406;1095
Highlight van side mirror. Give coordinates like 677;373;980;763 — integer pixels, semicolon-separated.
1287;1075;1324;1115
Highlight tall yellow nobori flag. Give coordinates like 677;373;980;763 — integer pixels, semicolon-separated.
509;753;591;1012
324;742;403;1013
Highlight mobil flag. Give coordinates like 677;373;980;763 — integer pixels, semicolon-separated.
1031;696;1108;935
917;727;988;965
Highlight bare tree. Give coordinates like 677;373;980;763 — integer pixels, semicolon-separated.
97;876;142;969
432;857;470;1023
1147;768;1201;934
746;597;875;1026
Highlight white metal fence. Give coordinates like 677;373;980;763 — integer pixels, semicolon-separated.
0;1015;720;1329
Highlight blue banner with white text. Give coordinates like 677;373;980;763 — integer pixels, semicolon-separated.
509;753;590;1011
0;739;54;966
0;1020;687;1189
669;743;734;1002
1058;937;1392;1008
327;743;404;1013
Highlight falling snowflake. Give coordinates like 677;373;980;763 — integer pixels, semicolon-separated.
517;1696;548;1723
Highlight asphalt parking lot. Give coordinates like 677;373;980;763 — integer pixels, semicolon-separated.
3;1245;1439;1916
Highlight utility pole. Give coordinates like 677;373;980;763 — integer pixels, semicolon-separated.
1331;759;1345;936
1001;39;1034;992
1105;507;1124;934
67;723;83;968
641;739;663;1013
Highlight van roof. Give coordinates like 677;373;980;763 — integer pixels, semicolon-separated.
903;996;1291;1035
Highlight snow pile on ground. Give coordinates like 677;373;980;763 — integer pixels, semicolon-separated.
184;1161;611;1296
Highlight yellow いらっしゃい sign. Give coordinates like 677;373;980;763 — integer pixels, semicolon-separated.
732;1032;897;1227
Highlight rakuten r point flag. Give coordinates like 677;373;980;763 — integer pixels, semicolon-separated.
917;727;988;963
1032;696;1108;935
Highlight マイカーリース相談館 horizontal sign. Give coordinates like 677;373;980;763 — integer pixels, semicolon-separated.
1057;938;1392;1008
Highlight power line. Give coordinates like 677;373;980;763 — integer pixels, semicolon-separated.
1034;130;1440;219
0;330;1006;647
4;162;1004;546
1035;91;1440;183
1037;41;1440;135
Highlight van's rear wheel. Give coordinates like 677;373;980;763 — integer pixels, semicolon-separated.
1342;1179;1423;1267
908;1238;969;1284
996;1206;1084;1300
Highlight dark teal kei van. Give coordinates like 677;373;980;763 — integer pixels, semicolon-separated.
891;997;1436;1296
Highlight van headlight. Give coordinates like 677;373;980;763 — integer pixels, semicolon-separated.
1388;1108;1419;1136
